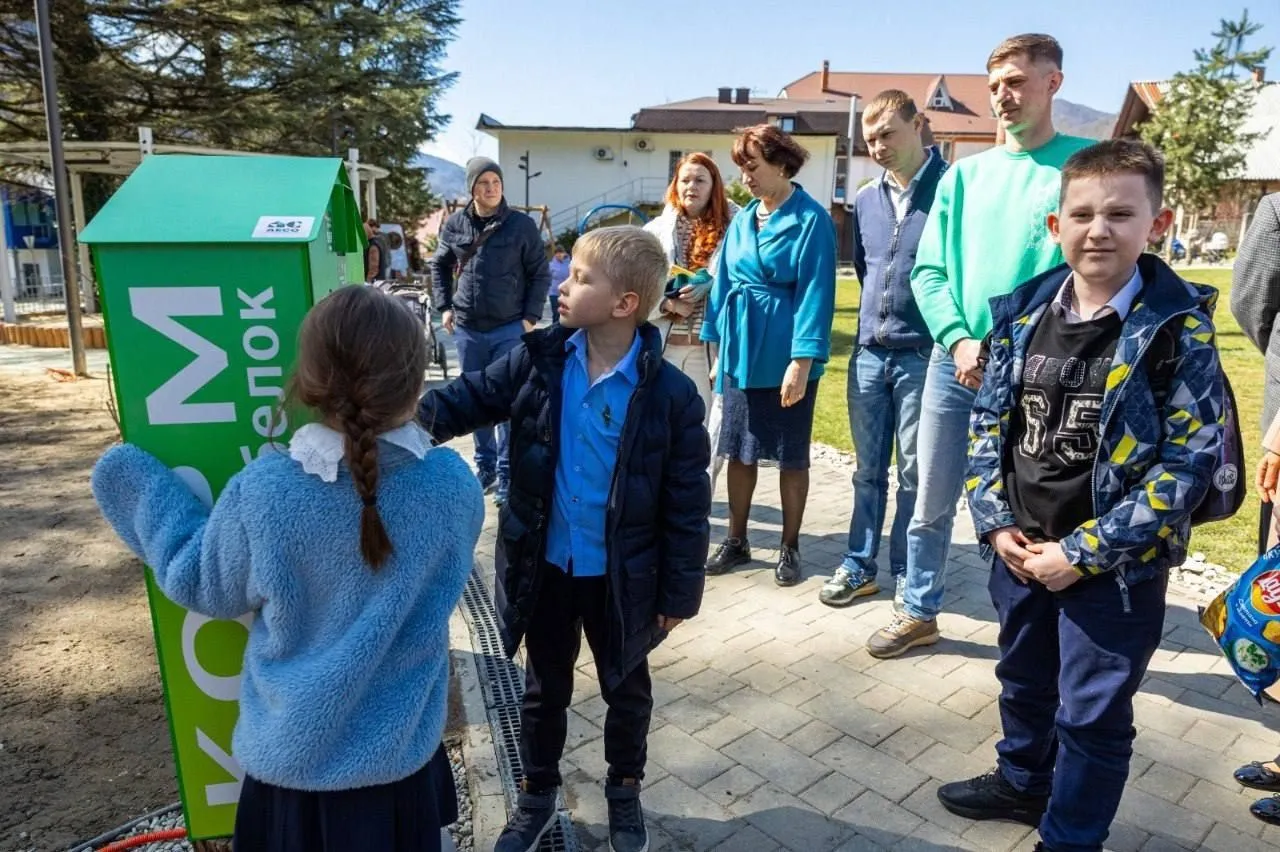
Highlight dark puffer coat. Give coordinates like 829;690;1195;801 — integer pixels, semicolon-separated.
418;323;710;688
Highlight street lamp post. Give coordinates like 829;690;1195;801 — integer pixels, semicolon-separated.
34;0;88;376
517;150;541;210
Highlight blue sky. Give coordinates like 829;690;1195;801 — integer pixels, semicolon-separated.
423;0;1280;164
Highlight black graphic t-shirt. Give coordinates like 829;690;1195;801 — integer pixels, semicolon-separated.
1007;307;1123;541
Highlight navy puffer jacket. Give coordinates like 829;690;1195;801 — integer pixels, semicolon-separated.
418;323;710;688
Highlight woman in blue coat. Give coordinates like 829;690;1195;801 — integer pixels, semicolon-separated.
700;124;837;587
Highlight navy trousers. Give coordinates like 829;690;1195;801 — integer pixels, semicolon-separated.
519;565;653;790
989;558;1167;852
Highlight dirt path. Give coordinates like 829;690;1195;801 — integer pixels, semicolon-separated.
0;372;176;851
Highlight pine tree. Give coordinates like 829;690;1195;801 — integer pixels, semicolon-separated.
1139;11;1272;238
0;0;460;223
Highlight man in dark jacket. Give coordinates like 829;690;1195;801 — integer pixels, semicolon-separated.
419;226;709;852
819;90;948;623
431;157;551;504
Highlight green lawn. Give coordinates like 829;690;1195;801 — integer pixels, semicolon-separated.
814;269;1267;573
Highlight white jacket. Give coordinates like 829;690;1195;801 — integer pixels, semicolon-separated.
643;201;740;331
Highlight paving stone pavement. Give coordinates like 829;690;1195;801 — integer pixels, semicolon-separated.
446;392;1280;849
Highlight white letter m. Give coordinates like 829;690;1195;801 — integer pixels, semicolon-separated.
130;287;236;426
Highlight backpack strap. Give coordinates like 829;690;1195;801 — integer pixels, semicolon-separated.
453;209;509;278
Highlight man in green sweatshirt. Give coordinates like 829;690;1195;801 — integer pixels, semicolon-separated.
866;33;1095;659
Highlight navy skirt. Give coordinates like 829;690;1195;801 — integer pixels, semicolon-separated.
716;380;819;470
232;744;457;852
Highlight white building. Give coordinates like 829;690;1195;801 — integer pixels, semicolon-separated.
478;64;998;260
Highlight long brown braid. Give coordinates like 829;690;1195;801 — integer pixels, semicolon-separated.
291;286;427;568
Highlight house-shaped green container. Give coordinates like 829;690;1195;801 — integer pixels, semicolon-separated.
79;155;365;840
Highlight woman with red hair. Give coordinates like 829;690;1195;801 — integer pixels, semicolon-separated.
644;152;739;413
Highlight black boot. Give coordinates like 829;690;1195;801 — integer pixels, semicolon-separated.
937;768;1048;827
605;778;649;852
494;782;558;852
706;538;751;575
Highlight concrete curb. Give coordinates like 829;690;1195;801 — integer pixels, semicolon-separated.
449;592;509;850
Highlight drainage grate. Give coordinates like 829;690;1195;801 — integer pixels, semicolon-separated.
461;577;525;709
461;571;579;852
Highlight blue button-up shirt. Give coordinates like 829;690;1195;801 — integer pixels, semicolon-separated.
545;329;642;576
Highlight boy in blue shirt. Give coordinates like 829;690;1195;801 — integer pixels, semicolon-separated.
420;225;711;852
942;140;1226;851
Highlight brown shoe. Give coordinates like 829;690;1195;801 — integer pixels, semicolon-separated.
866;613;940;659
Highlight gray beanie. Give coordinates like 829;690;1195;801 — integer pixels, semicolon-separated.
465;157;503;194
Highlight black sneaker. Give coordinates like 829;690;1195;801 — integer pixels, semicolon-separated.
495;784;558;852
605;778;649;852
937;768;1048;827
706;538;751;575
775;545;801;587
476;468;498;495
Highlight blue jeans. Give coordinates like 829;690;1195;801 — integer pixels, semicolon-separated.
841;345;928;582
990;558;1166;852
902;345;976;620
452;320;525;480
548;292;560;326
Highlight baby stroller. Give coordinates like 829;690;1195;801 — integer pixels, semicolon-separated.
371;278;450;379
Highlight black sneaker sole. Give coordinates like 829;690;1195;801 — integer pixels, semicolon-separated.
937;797;1045;828
705;555;751;576
775;571;802;587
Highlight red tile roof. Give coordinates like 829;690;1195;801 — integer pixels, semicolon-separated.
780;70;998;137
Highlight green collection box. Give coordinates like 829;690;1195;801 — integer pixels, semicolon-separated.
80;155;365;839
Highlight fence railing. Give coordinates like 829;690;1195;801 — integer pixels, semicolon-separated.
3;271;72;319
549;177;668;235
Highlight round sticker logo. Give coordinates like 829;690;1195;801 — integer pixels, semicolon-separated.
1251;569;1280;616
1214;463;1239;493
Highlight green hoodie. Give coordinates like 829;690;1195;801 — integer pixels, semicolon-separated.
910;133;1095;352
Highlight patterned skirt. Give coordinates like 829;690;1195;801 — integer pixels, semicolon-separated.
716;380;819;470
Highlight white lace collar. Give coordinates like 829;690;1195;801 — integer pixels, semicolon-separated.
288;421;434;482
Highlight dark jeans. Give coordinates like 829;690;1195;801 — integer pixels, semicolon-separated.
548;292;560;326
451;320;524;479
990;557;1167;852
519;565;653;790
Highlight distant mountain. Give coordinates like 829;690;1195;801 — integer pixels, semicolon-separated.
1053;99;1118;140
412;153;468;202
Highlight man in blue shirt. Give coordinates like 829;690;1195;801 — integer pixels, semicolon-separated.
820;90;947;627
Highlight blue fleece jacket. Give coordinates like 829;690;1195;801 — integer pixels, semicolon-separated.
90;441;484;792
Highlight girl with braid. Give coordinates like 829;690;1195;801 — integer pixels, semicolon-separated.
91;285;484;852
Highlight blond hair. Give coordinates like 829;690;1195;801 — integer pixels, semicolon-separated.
863;89;919;126
573;226;667;324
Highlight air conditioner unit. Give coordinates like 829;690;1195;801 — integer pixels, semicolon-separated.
634;138;654;152
592;146;615;161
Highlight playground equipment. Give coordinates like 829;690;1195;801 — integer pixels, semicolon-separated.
577;203;650;234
